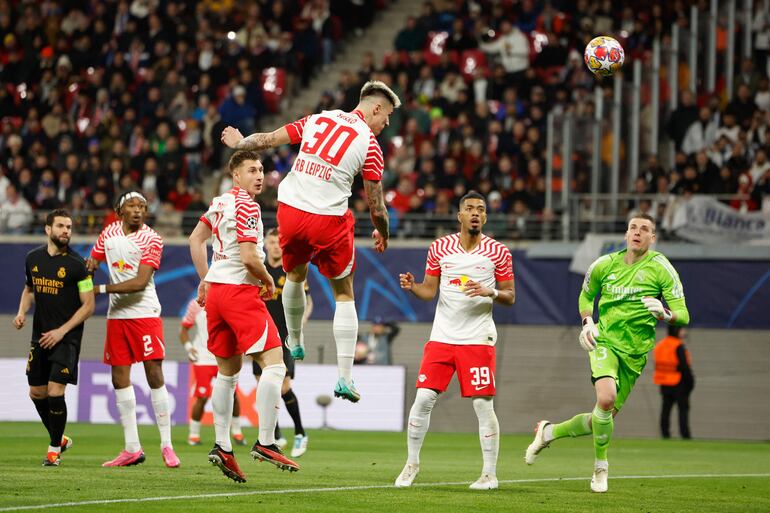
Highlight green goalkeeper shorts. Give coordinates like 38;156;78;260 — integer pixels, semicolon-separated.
589;344;647;411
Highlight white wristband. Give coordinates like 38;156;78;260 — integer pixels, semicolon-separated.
98;284;106;294
492;289;499;299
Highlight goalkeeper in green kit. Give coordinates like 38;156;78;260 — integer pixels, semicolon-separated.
524;214;689;493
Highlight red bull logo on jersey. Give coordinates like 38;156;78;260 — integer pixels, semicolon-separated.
447;275;470;290
111;259;135;272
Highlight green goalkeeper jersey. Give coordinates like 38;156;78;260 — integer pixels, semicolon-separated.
578;249;690;356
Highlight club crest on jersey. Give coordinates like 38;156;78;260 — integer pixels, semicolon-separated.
57;267;66;278
246;216;258;229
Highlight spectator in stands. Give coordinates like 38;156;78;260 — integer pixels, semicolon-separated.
0;183;34;234
365;317;401;365
480;20;530;84
682;106;718;156
666;90;699;152
394;16;426;53
725;84;759;130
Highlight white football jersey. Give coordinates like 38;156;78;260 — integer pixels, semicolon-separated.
180;299;216;366
91;221;163;319
425;234;514;346
200;186;264;286
278;109;384;215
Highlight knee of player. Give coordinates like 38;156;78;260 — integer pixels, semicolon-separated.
596;394;616;411
29;388;47;400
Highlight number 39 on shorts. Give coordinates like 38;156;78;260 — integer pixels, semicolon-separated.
470;366;491;386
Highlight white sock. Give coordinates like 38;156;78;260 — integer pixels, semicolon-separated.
189;419;201;438
544;423;554;442
473;397;499;476
151;386;172;449
257;364;286;446
333;301;358;382
212;372;238;452
282;279;306;348
115;386;141;453
231;415;242;436
407;388;439;465
48;445;60;454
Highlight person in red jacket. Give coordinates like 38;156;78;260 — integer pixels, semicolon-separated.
653;325;695;439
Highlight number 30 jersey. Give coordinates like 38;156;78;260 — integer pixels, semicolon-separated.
199;186;265;286
278;110;384;216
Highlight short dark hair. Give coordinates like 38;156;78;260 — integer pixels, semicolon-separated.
266;227;279;237
668;325;682;338
459;190;485;208
228;150;261;175
46;209;71;226
629;213;656;232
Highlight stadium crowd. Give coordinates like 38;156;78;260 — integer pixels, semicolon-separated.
1;0;770;238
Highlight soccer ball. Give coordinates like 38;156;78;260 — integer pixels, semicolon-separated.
584;36;625;77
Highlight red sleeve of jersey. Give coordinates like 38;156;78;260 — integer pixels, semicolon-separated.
425;240;441;277
235;194;260;243
181;300;201;328
494;245;514;282
362;134;384;181
283;116;309;145
91;229;106;260
139;234;163;270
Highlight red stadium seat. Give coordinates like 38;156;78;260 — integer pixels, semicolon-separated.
424;31;449;66
262;67;286;114
459;49;487;80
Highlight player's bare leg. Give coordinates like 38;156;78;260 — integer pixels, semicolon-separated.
209;354;246;482
395;388;439;487
284;265;308;360
330;274;361;402
250;347;300;471
469;397;499;490
103;366;145;467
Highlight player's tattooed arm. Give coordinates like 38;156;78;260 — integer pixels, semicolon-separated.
364;178;389;240
222;126;292;150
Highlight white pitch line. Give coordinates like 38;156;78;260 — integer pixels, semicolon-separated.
1;473;768;512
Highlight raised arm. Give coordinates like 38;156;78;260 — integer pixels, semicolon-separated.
221;126;292;151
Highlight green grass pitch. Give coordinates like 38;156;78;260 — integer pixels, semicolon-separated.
1;422;769;513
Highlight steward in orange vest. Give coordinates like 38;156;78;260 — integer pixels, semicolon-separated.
653;325;694;439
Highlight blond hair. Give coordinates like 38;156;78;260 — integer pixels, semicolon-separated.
359;80;401;109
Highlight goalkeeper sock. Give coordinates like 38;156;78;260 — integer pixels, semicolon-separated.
32;397;52;438
151;386;172;449
333;301;358;383
47;395;67;453
406;388;438;465
549;412;593;441
115;386;141;453
472;397;499;476
212;373;238;452
282;279;306;348
592;405;614;461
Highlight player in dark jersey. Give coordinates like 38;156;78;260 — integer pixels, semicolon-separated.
253;228;313;457
13;209;95;466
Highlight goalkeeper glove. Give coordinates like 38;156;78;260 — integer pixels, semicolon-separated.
641;296;673;322
579;317;599;351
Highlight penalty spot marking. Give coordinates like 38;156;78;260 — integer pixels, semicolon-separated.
1;473;769;512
